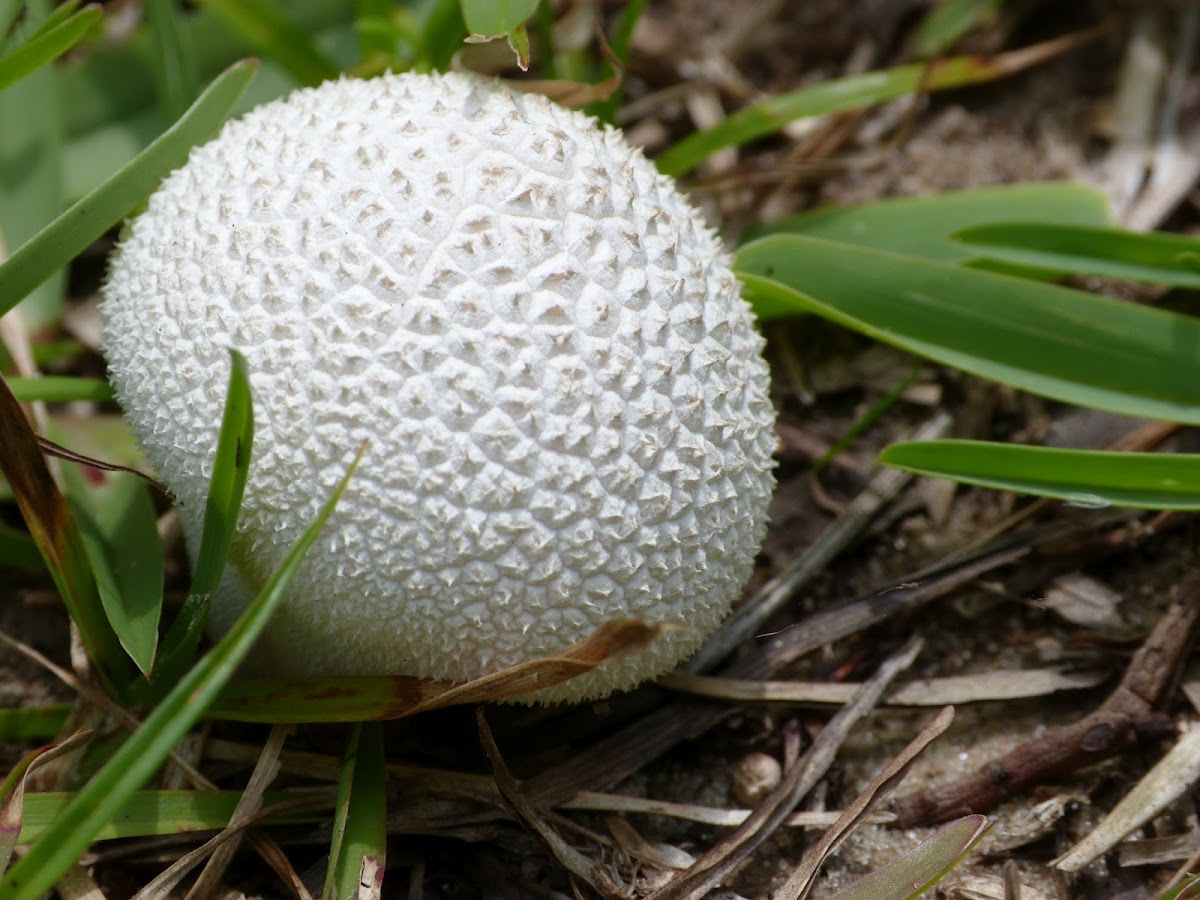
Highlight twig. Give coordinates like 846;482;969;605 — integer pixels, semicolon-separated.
477;709;625;899
645;638;924;900
892;571;1200;827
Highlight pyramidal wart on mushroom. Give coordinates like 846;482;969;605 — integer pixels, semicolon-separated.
101;70;777;703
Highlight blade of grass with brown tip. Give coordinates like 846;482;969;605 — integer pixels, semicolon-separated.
0;376;132;693
0;447;361;900
208;619;670;722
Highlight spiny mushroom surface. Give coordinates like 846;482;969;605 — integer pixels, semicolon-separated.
102;71;776;703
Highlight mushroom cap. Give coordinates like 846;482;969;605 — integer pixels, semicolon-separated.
102;71;776;703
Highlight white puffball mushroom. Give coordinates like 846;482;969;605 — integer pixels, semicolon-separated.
102;71;776;703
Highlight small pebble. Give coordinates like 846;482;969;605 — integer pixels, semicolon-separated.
731;752;783;807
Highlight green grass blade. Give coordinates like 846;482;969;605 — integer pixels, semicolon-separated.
0;448;361;900
417;0;466;71
956;222;1200;288
5;376;113;404
324;723;387;899
743;183;1110;262
0;526;42;574
18;790;325;843
0;4;99;91
0;59;257;319
59;0;351;141
735;235;1200;425
354;0;395;63
0;706;70;741
590;0;646;124
144;0;200;120
656;46;1061;177
149;349;253;695
0;377;132;694
0;1;22;45
195;0;338;86
910;0;1001;58
0;0;65;331
881;441;1200;510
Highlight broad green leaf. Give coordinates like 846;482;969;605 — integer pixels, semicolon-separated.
60;464;163;677
656;38;1079;177
0;448;360;900
459;0;537;38
324;723;386;900
956;222;1200;288
0;4;99;91
18;790;324;843
148;349;253;695
5;376;113;404
829;815;987;899
0;0;65;331
735;236;1200;425
0;60;258;320
194;0;338;87
881;441;1200;510
744;183;1110;262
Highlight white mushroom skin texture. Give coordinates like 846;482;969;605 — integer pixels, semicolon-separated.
102;71;777;703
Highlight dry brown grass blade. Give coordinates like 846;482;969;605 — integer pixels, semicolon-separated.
130;795;330;900
411;619;675;711
0;369;77;580
476;709;625;899
1054;724;1200;873
34;435;163;492
185;724;292;899
54;863;107;900
659;667;1105;706
525;542;1020;808
212;619;673;721
775;705;956;900
644;637;924;900
0;730;92;874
